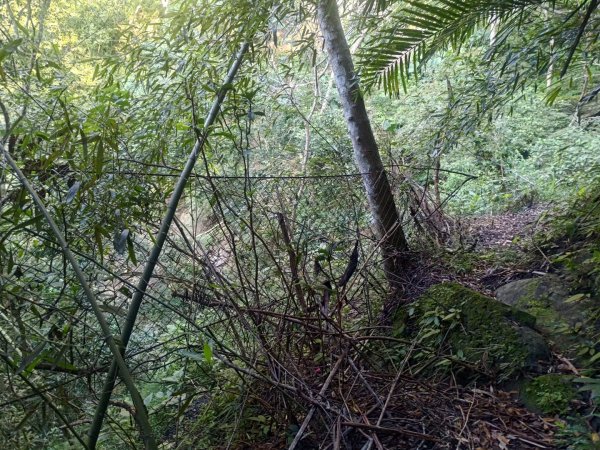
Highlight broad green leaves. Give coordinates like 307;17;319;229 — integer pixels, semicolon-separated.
0;38;23;62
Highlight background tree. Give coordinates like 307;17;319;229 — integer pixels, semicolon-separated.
317;0;410;294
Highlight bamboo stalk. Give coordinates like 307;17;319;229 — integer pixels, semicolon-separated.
87;42;250;449
0;144;157;449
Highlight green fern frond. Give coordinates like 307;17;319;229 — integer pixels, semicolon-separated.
358;0;543;96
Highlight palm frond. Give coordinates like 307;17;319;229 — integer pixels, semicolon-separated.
358;0;543;96
361;0;396;15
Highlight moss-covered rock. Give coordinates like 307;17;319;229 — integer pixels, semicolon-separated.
398;283;550;380
496;276;599;365
496;276;572;326
521;374;577;415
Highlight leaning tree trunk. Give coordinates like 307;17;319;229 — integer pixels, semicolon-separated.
317;0;409;292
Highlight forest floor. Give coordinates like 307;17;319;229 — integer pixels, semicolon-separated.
465;204;548;252
360;203;581;449
401;204;551;302
290;205;573;449
465;203;551;291
179;205;585;449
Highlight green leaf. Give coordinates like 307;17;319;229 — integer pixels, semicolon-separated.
94;140;105;179
119;286;132;298
565;293;587;304
41;356;77;372
420;329;440;340
17;342;47;375
203;342;213;363
127;234;137;265
545;86;562;106
0;38;24;62
574;377;600;384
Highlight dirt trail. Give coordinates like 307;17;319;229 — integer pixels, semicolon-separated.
455;204;551;292
465;204;547;251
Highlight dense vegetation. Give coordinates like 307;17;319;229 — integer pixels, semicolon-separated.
1;0;599;448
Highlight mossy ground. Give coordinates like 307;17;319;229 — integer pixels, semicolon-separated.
398;283;544;380
497;276;600;367
521;374;577;415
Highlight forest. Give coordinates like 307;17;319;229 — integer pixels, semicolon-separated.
1;0;600;448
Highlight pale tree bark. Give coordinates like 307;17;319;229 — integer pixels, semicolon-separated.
546;36;555;88
490;14;499;46
544;8;554;87
317;0;409;293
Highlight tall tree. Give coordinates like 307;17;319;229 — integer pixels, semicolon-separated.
317;0;409;293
